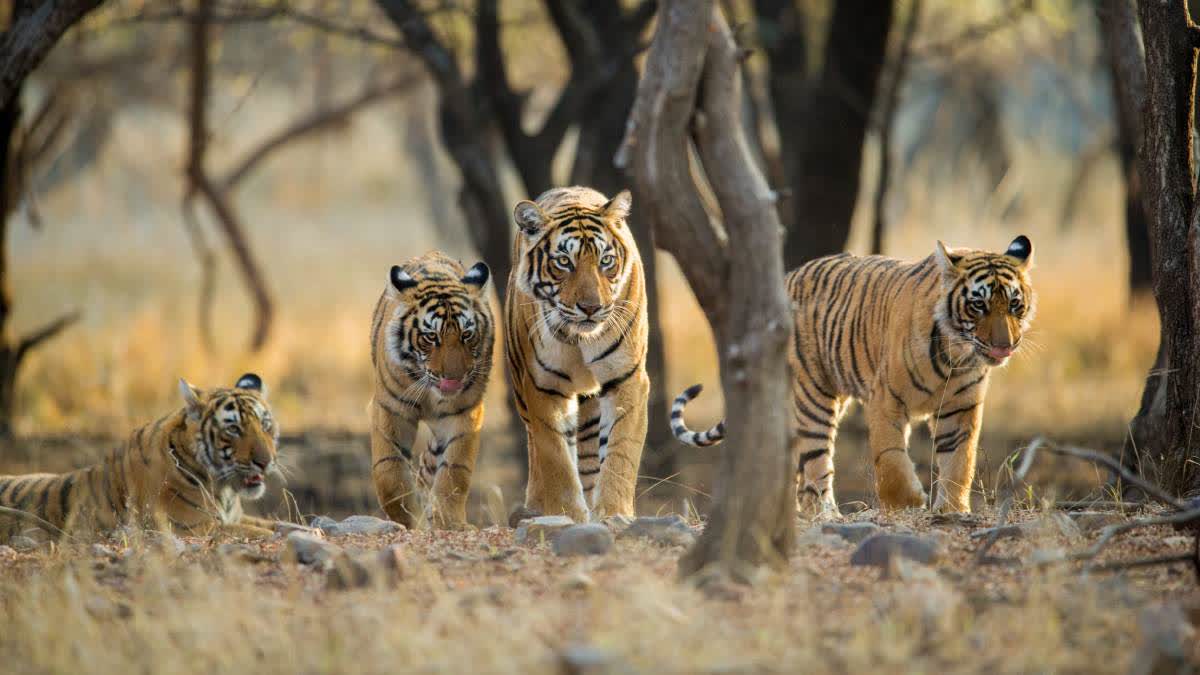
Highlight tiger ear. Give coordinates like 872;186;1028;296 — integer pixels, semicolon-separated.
178;378;203;420
461;262;489;290
235;372;266;398
602;189;632;221
514;200;547;235
390;265;419;293
934;240;965;275
1004;235;1033;270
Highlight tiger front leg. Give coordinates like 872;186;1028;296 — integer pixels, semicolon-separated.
865;400;926;510
426;404;484;530
591;369;648;520
522;391;589;522
929;403;982;513
369;403;421;528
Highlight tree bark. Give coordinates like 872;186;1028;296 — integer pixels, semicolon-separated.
1132;0;1200;495
620;1;793;581
0;0;105;109
759;0;894;268
870;0;920;256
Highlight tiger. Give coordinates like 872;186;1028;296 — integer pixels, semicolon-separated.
0;373;281;540
369;251;493;529
505;186;649;523
671;236;1036;515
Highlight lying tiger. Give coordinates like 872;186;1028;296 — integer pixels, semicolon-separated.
0;374;282;540
368;252;493;529
672;236;1037;515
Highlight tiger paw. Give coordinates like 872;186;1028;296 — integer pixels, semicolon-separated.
876;474;927;511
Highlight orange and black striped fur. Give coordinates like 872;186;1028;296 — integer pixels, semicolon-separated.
0;374;281;540
369;252;493;529
506;187;649;522
673;236;1036;514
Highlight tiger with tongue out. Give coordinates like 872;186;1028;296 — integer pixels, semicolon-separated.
368;251;494;529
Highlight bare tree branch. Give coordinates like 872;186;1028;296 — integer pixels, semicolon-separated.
914;0;1033;60
221;73;420;190
870;0;921;255
0;0;105;108
15;309;79;361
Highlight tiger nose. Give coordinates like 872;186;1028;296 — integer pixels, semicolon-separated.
251;444;272;471
577;302;602;317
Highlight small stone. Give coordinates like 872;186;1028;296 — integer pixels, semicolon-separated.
218;543;273;564
822;522;882;544
322;515;403;537
9;536;39;552
326;552;373;590
618;515;696;547
508;504;543;529
1163;535;1194;548
561;572;596;591
19;528;49;544
553;524;614;557
285;531;342;566
0;545;14;556
309;515;340;532
1068;511;1125;533
850;534;942;568
514;515;575;545
559;644;626;675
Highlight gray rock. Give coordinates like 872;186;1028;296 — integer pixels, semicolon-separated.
559;645;629;675
0;545;14;556
850;534;942;567
601;514;635;532
309;515;340;532
822;521;882;544
285;531;342;566
1163;535;1194;548
91;543;118;559
315;515;403;537
552;524;614;557
1068;510;1125;533
618;515;696;547
514;515;575;545
508;504;542;529
561;572;596;591
218;543;273;564
273;521;320;538
9;536;38;552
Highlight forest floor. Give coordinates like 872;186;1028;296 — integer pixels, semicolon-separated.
0;505;1197;674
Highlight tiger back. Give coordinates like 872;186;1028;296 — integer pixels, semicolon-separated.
0;374;281;540
671;236;1036;515
368;251;493;529
505;186;650;522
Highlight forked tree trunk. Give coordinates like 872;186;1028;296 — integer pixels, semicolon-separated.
620;1;794;581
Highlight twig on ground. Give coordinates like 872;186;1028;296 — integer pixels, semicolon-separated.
975;437;1042;565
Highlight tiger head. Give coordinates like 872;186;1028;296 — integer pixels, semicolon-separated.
387;253;491;397
179;373;278;499
512;186;636;340
934;235;1036;367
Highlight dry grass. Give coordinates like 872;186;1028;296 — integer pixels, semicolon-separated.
0;509;1196;674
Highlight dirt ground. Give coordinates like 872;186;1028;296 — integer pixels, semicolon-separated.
0;504;1197;674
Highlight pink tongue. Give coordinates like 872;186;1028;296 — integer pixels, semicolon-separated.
989;347;1013;360
438;379;463;393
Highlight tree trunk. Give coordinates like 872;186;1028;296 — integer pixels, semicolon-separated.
1097;0;1154;298
760;0;894;268
620;1;794;581
0;0;104;108
1132;0;1200;496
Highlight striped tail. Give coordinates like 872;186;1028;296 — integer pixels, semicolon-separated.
670;384;725;447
